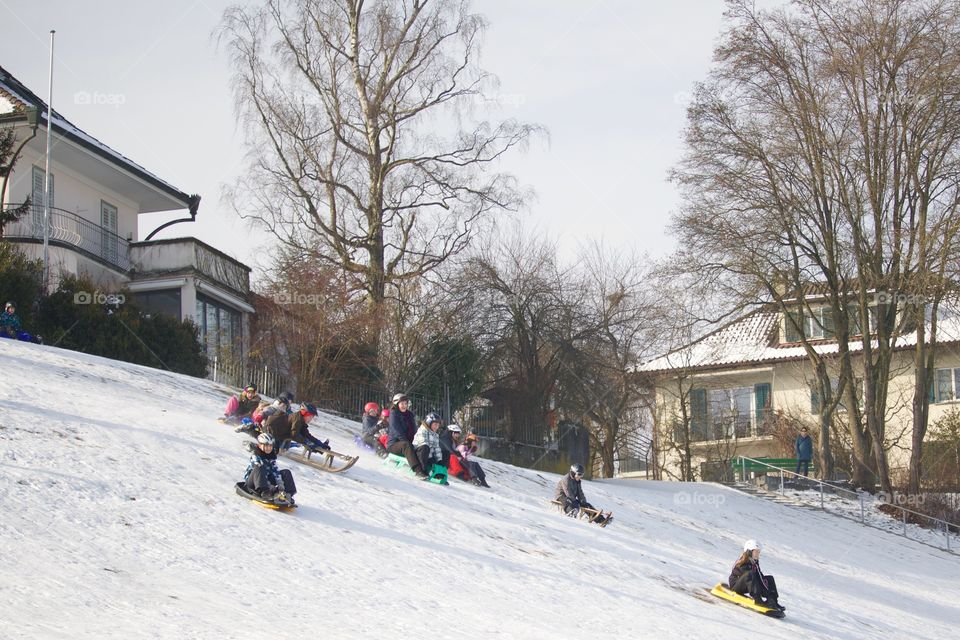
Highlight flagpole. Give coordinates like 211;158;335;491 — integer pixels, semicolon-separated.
42;29;55;293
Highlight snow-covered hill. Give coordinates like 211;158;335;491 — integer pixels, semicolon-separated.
1;339;958;640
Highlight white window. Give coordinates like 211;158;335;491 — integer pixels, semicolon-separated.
933;368;960;403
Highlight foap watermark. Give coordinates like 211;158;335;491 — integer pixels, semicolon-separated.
878;492;925;508
273;291;324;310
474;93;526;109
673;491;726;507
74;91;127;109
873;291;928;306
73;291;126;306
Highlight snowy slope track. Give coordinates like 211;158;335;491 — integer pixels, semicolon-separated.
1;338;958;639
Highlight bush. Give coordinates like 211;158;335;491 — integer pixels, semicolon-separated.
0;241;44;330
38;273;207;377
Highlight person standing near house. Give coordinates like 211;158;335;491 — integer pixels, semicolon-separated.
795;427;813;477
386;393;427;478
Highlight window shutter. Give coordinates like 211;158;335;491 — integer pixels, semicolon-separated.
821;308;835;339
754;383;771;421
690;388;707;441
785;310;803;342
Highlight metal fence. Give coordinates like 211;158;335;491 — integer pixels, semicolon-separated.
734;456;959;555
209;357;289;399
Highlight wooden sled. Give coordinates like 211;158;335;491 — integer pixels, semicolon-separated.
550;500;614;527
281;444;359;473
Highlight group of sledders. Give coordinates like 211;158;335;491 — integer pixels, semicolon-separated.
357;394;490;487
220;384;330;507
221;385;788;616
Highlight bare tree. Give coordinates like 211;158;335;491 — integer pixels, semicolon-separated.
555;244;659;477
218;0;539;329
672;0;960;494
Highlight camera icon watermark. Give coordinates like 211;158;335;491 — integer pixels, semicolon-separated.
272;291;322;310
74;290;126;305
873;291;927;306
673;491;726;507
73;91;127;109
878;492;925;507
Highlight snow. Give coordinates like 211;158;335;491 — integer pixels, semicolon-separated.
1;339;958;639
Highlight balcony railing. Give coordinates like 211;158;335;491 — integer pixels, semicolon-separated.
1;203;131;272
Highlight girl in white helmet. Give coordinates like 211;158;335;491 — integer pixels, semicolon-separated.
729;540;784;611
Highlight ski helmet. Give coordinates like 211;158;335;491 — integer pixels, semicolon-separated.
380;408;391;419
392;393;409;405
300;402;318;417
364;401;380;413
257;433;275;446
244;383;257;393
4;301;14;311
424;412;441;426
446;424;462;433
278;391;294;404
743;539;762;552
570;463;585;476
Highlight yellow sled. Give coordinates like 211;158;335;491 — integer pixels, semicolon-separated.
709;583;785;618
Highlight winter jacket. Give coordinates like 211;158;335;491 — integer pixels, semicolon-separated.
439;430;462;459
729;558;769;595
387;408;417;447
263;411;315;446
231;391;261;418
243;446;282;487
554;471;588;504
448;453;470;480
255;401;289;426
795;435;813;461
412;424;443;463
361;414;381;438
457;443;476;461
0;310;21;335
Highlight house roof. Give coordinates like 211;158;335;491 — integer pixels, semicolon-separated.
0;64;198;215
638;307;960;374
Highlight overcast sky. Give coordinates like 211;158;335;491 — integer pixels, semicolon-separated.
0;0;782;283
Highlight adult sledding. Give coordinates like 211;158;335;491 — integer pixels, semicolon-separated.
552;464;612;527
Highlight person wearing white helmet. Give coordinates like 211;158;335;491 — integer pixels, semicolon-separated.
239;432;297;505
728;540;785;611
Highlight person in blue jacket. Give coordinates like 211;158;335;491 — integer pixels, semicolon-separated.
795;427;813;477
386;393;427;478
1;301;22;338
242;433;297;504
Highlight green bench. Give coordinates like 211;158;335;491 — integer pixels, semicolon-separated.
732;457;815;480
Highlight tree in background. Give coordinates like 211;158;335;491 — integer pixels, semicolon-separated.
219;0;538;334
671;0;960;493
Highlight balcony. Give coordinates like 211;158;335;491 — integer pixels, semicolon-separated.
2;204;131;272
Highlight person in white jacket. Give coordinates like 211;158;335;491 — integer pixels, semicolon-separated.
412;412;444;481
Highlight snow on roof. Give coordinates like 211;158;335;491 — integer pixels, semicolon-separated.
639;307;960;374
0;64;193;208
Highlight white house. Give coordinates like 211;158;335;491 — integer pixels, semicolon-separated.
0;64;253;364
639;298;960;483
